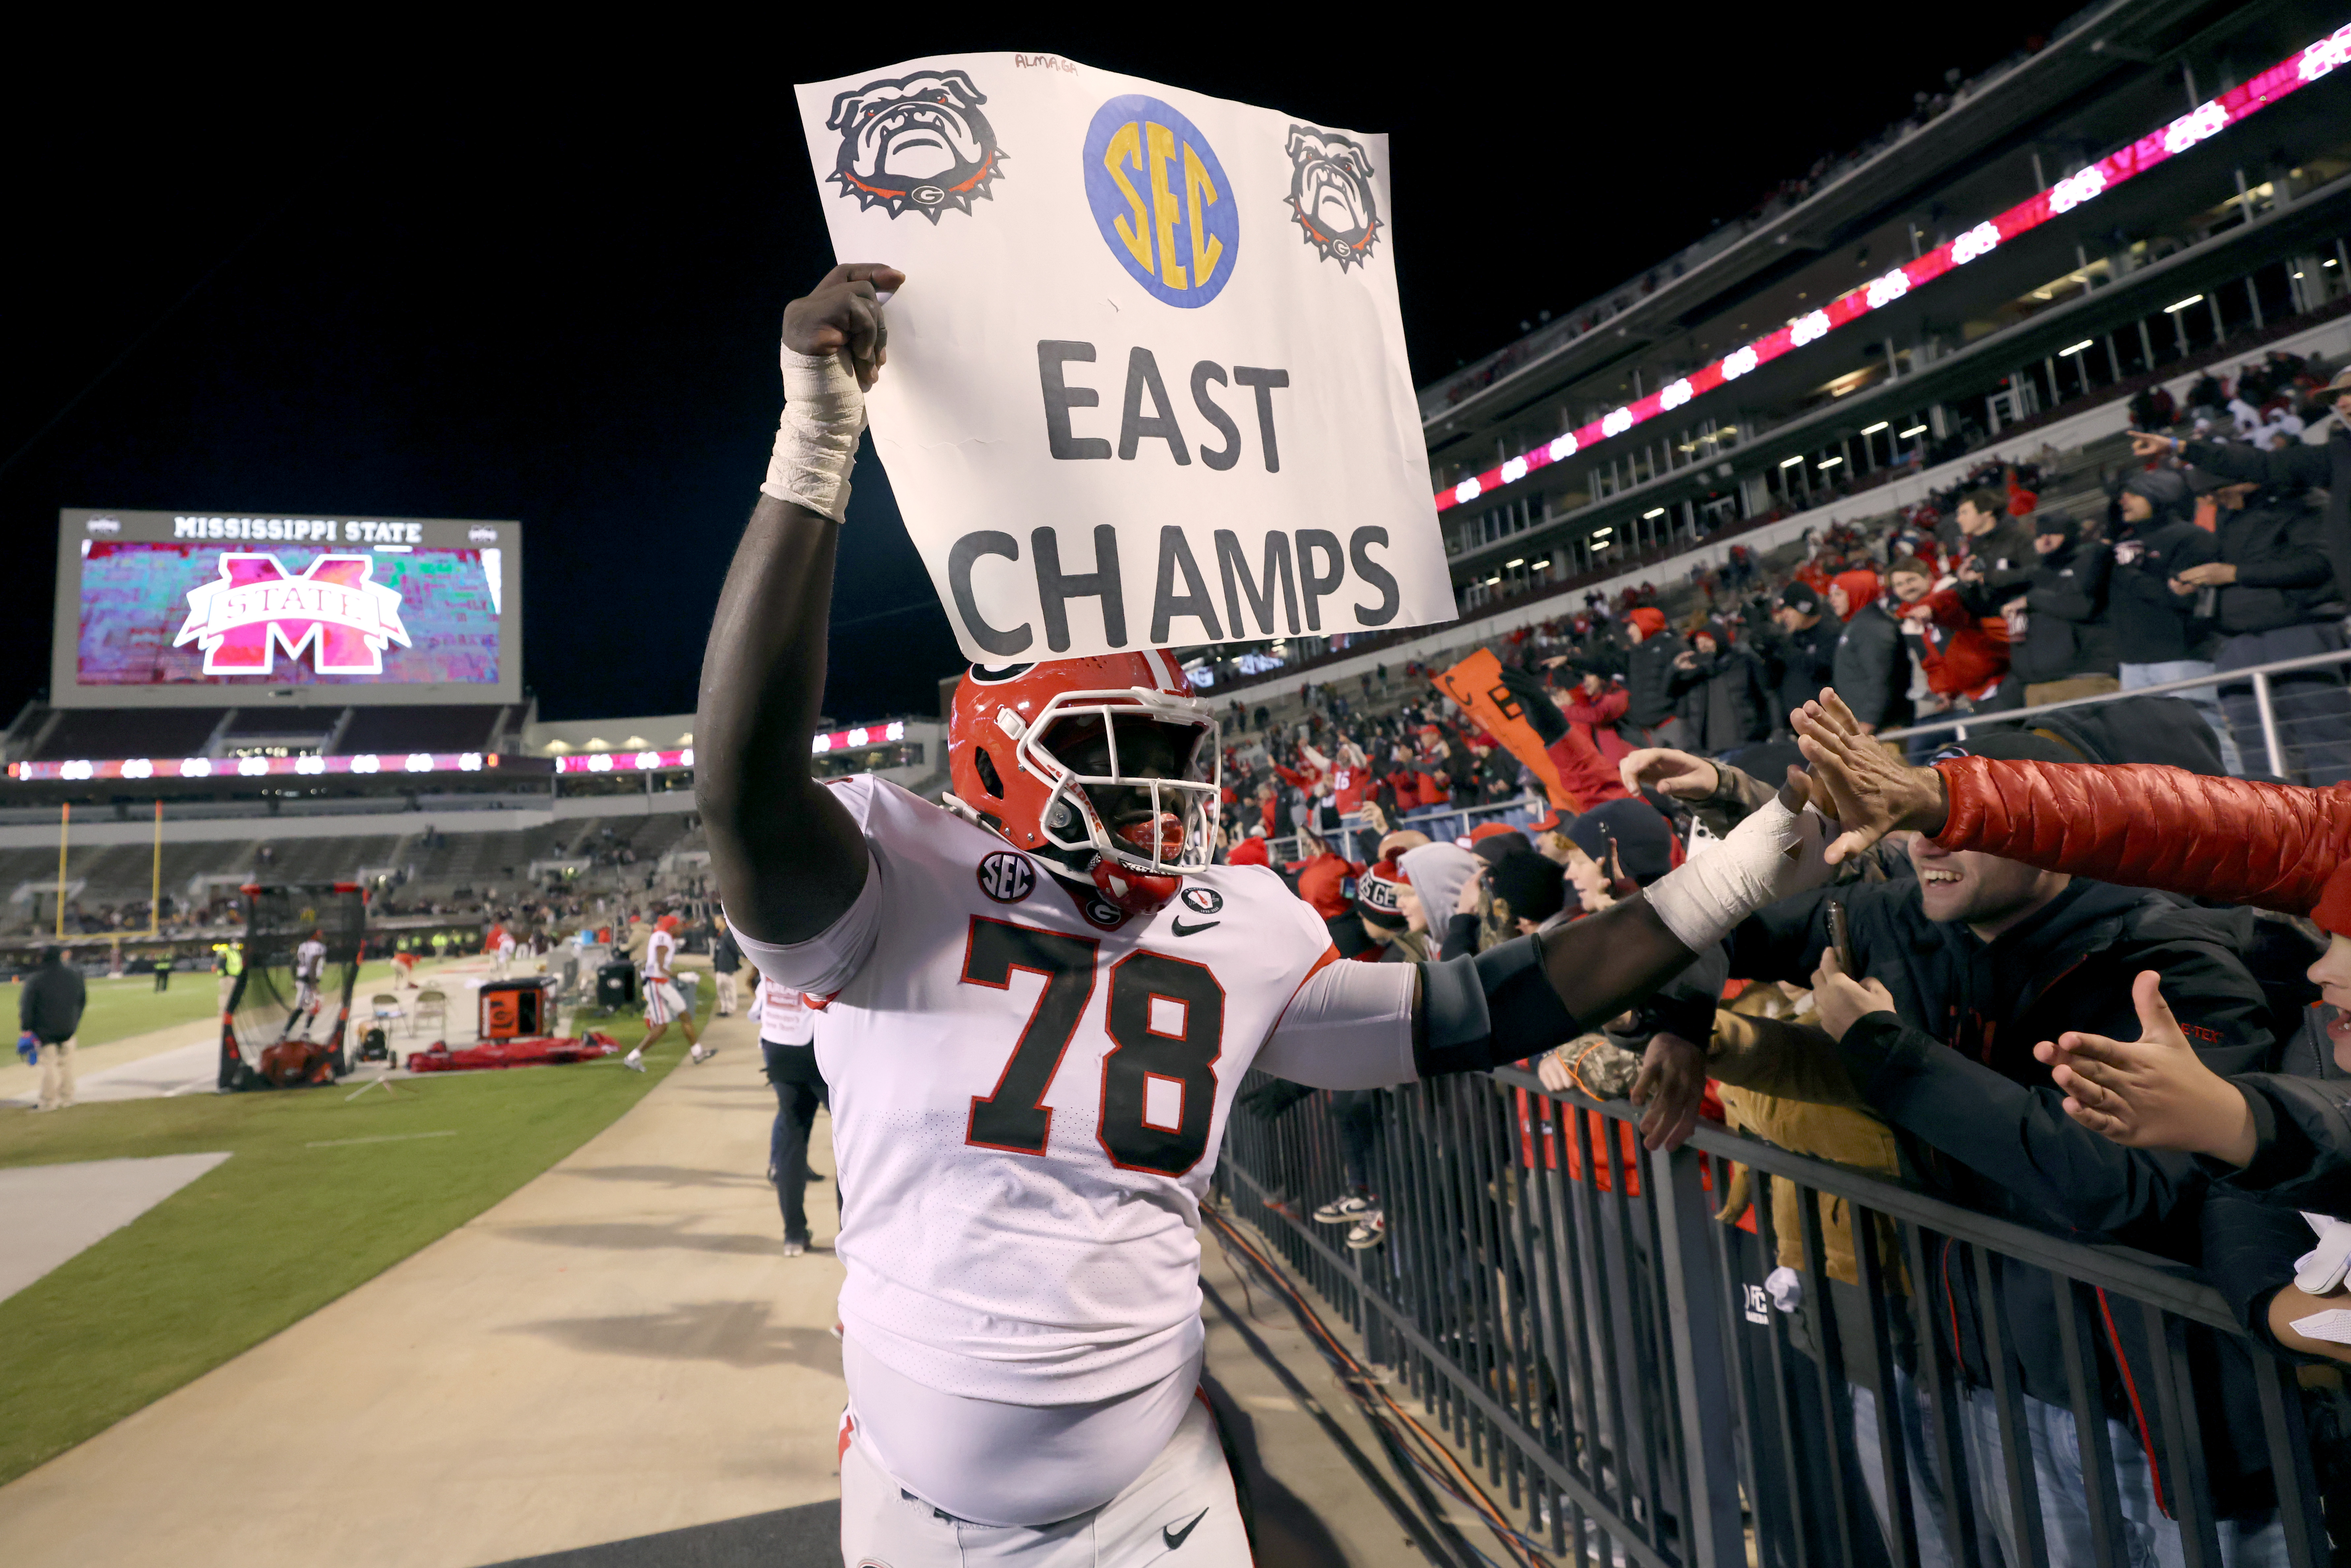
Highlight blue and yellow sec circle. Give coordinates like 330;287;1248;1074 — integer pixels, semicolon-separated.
1082;95;1238;309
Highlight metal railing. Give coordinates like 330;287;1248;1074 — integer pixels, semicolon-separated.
1877;644;2351;783
1217;1065;2344;1568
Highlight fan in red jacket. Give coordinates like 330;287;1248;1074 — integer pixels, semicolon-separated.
1793;690;2351;1224
1889;555;2009;705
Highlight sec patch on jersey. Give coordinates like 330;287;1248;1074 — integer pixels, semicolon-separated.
977;849;1036;904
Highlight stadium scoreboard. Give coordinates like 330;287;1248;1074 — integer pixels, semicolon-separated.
53;508;523;708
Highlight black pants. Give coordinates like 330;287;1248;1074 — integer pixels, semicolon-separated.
763;1039;835;1244
153;966;170;991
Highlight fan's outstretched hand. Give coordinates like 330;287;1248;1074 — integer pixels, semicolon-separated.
2033;972;2256;1165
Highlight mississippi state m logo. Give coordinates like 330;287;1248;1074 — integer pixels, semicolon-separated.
1284;125;1381;270
826;68;1005;220
173;552;411;676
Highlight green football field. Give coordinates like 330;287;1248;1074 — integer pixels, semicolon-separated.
0;990;706;1487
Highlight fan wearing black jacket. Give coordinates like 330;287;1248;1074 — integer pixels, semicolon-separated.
2107;469;2240;773
2000;513;2119;706
2166;467;2351;784
1722;731;2285;1562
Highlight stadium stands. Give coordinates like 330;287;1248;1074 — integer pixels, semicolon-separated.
333;705;510;756
30;708;222;762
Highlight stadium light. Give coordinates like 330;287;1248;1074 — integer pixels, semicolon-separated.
1427;20;2351;515
1860;421;1890;434
1899;425;1929;438
1505;558;1525;568
1591;539;1612;549
2060;340;2095;355
2164;295;2205;313
1642;508;1666;519
1594;526;1614;535
1779;456;1806;469
1818;456;1844;469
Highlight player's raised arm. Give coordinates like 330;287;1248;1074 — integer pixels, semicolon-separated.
697;264;902;944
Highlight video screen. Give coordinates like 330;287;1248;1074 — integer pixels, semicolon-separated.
54;511;521;704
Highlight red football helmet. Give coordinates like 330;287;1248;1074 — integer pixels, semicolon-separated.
945;653;1221;914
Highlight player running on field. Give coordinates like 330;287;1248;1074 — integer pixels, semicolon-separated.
625;913;711;1070
701;264;1841;1564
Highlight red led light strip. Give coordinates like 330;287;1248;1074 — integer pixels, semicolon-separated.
1433;21;2351;514
10;752;508;782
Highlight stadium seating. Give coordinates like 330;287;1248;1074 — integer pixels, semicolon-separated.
333;705;509;756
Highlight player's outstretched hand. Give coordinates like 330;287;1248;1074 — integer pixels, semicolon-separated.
1791;690;1947;864
782;263;905;391
2127;430;2177;458
1630;1031;1706;1152
1620;748;1718;801
2032;971;2258;1164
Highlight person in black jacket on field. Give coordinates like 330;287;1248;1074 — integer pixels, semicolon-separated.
1999;512;2119;706
21;947;86;1112
1709;731;2283;1564
2107;468;2241;772
2166;465;2351;784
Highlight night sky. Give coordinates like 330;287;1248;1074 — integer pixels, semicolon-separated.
4;14;2071;726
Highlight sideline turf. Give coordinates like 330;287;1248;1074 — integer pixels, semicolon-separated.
0;995;705;1487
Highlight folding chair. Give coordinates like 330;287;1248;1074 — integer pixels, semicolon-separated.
414;988;448;1037
371;992;409;1037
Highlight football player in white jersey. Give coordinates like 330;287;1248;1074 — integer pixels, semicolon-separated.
700;265;1838;1565
625;913;713;1070
290;930;328;1039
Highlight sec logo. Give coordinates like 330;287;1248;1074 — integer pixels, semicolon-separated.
1180;887;1224;915
1082;95;1238;308
976;850;1035;904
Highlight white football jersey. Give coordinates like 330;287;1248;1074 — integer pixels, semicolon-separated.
730;776;1350;1405
642;928;675;981
294;939;326;982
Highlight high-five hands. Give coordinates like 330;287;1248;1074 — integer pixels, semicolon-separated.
782;263;904;391
2033;971;2258;1164
1791;690;1949;864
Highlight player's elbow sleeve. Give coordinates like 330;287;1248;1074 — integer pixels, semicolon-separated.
1414;935;1581;1079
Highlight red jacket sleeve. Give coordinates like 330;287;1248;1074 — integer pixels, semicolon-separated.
1931;757;2351;915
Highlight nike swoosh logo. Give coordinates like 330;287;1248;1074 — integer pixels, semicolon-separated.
1163;1508;1210;1549
1169;918;1220;937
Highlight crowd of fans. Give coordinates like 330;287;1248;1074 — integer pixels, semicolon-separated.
1225;357;2351;1564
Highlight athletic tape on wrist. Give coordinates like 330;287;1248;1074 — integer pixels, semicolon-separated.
760;348;867;522
1644;796;1837;953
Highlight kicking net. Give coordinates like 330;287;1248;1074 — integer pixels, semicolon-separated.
221;883;367;1087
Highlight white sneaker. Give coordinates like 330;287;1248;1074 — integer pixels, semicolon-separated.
690;1046;716;1064
1313;1194;1375;1225
781;1237;807;1257
623;1049;645;1073
1345;1212;1386;1250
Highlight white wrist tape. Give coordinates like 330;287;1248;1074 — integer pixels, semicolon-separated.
760;349;867;522
1644;795;1837;953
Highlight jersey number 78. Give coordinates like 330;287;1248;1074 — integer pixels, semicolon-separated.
958;917;1225;1176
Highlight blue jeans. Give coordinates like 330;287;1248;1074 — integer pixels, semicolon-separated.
1955;1389;2286;1568
2120;660;2245;775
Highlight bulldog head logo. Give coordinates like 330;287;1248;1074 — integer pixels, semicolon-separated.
1284;125;1380;269
826;68;1006;221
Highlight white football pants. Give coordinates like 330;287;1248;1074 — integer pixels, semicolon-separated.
838;1395;1251;1566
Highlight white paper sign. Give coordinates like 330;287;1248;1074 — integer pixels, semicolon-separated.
794;52;1456;665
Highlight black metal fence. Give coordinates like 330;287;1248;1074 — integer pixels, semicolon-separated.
1216;1064;2348;1568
